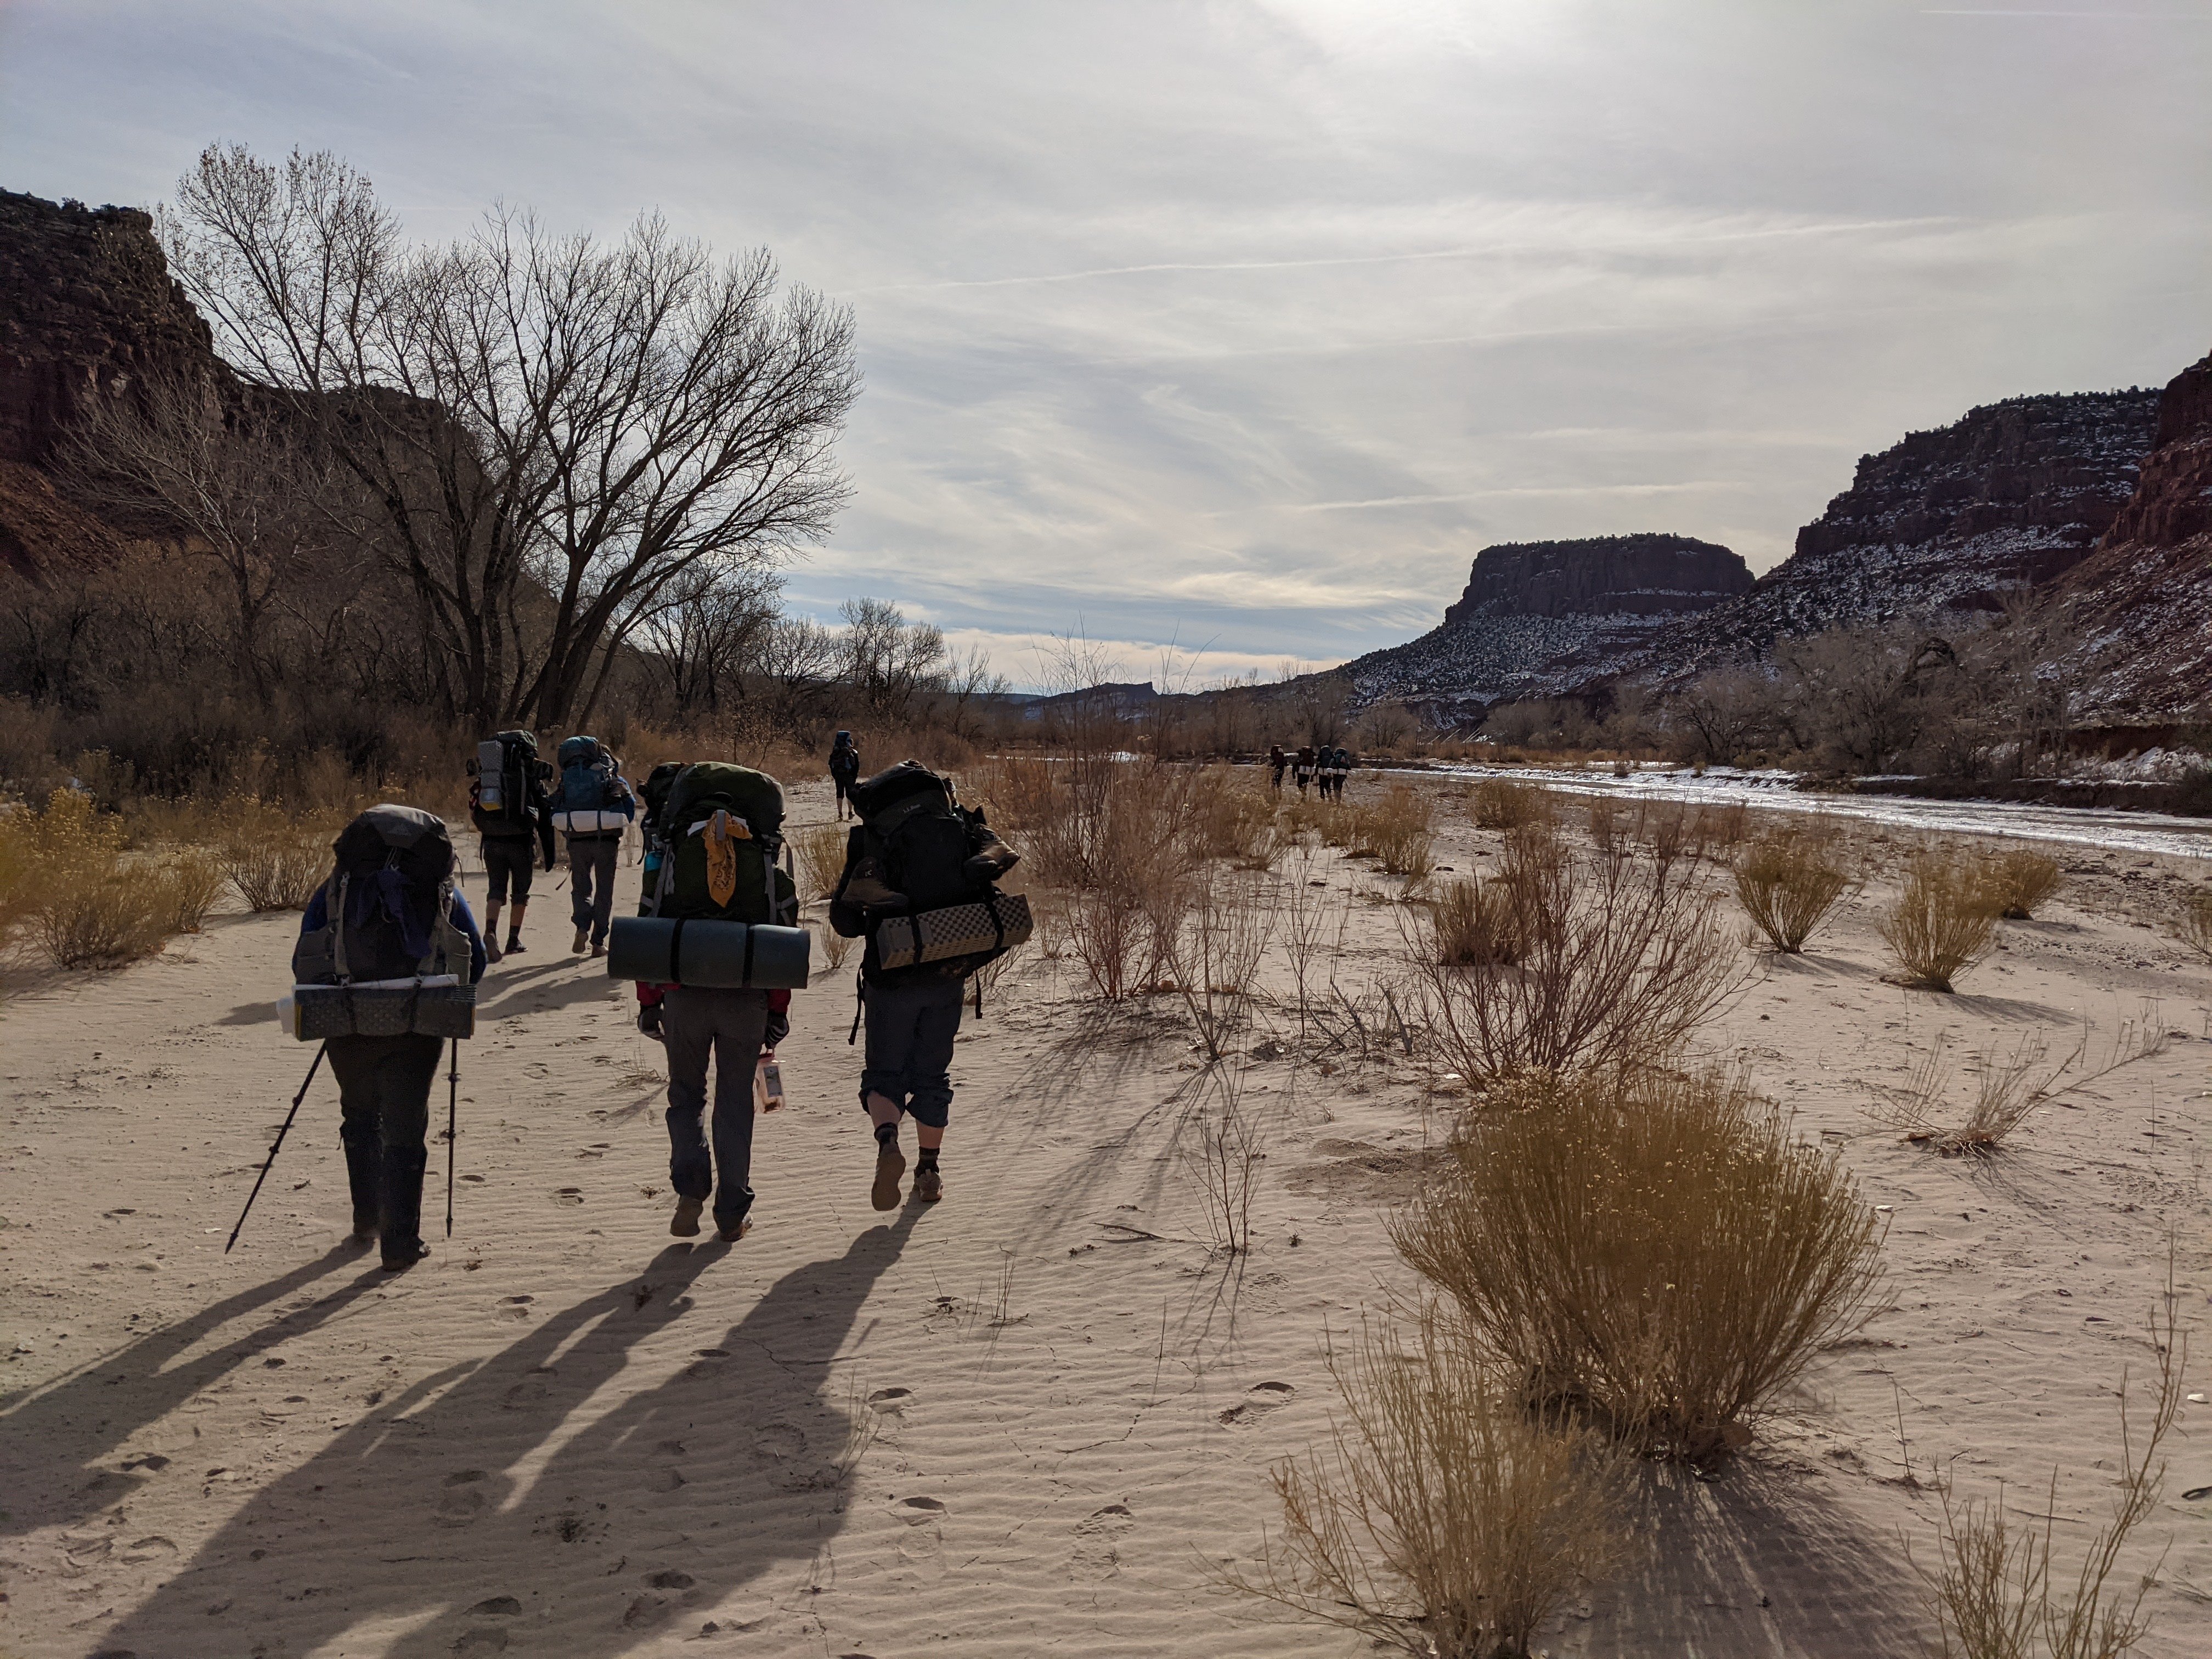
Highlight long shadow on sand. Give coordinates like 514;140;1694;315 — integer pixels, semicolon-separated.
93;1216;917;1659
0;1244;384;1537
1566;1459;1929;1657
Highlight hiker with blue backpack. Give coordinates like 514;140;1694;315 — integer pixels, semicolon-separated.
550;735;636;959
291;806;486;1272
829;761;1025;1210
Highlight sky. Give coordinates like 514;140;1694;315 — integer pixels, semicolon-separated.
3;2;2208;689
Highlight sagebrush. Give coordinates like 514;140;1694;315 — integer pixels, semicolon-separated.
1882;851;1997;991
1733;827;1854;952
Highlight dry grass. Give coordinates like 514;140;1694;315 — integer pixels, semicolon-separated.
1167;865;1277;1060
1430;878;1521;967
1916;1283;2187;1659
155;849;227;935
1470;777;1550;831
2171;888;2212;964
812;923;855;978
795;821;850;905
1869;1008;2170;1155
1348;786;1435;882
1187;766;1286;871
1882;852;1999;991
1408;825;1743;1080
1982;847;2063;921
2;789;205;969
1733;828;1855;953
1227;1305;1626;1658
1395;1065;1887;1462
1185;1066;1263;1256
217;798;331;912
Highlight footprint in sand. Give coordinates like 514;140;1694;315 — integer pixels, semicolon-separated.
752;1423;808;1462
551;1187;584;1206
866;1386;912;1414
439;1470;492;1523
1072;1503;1134;1576
1217;1381;1296;1428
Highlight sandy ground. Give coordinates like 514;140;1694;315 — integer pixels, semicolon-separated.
3;774;2209;1658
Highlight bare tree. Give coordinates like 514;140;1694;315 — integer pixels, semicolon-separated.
839;596;945;722
632;562;781;718
159;143;859;729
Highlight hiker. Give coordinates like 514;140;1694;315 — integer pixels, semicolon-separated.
1294;744;1317;796
631;760;687;1042
1331;744;1357;800
828;730;862;820
1267;744;1287;793
293;806;486;1271
830;761;1021;1211
551;735;636;959
469;729;555;964
641;761;799;1241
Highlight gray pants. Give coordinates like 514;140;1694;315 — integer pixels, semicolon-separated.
566;834;621;943
662;985;770;1226
859;975;964;1128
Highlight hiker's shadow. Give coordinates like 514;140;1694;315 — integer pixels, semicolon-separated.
96;1216;918;1658
0;1245;382;1537
477;961;631;1019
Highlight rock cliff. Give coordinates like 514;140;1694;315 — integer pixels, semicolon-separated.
1344;534;1750;713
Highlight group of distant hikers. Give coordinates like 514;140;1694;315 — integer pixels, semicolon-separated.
1268;742;1356;799
279;725;1024;1273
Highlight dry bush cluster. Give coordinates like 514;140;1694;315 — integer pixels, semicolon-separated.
1469;777;1550;831
1409;823;1743;1080
2181;889;2212;964
1980;847;2063;920
1868;1008;2169;1155
0;789;224;969
1396;1065;1887;1462
216;797;332;911
1882;851;2000;991
795;821;850;905
1734;827;1856;953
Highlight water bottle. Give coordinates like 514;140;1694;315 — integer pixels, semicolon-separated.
757;1054;785;1112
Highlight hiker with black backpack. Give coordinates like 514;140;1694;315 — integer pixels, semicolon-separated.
830;761;1023;1211
1267;744;1288;794
550;735;636;959
828;731;861;820
1294;744;1317;797
292;807;486;1272
631;761;800;1241
469;729;555;964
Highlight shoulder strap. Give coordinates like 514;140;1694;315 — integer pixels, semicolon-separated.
330;874;352;983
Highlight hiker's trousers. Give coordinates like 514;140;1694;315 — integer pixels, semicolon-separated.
662;986;770;1226
328;1032;441;1264
859;975;964;1128
481;836;537;904
566;834;622;944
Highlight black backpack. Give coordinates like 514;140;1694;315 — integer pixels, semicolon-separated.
847;761;1018;913
294;806;472;985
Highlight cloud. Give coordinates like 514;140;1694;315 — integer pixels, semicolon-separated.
2;0;2205;687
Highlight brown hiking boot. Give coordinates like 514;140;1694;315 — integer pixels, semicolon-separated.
571;927;589;954
716;1217;752;1243
670;1195;703;1238
915;1164;943;1203
870;1143;906;1211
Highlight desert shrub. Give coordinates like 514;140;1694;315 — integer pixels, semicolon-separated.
1395;1065;1886;1462
796;821;850;904
2;789;215;968
1917;1291;2185;1659
1431;878;1521;967
2179;889;2212;964
1229;1306;1626;1658
1167;866;1277;1059
153;849;227;934
812;922;854;978
1352;786;1435;880
217;798;332;911
1409;826;1743;1079
1869;1011;2169;1156
1733;828;1854;952
1186;766;1285;870
1881;851;1997;991
1470;777;1548;831
32;877;174;968
1980;847;2062;921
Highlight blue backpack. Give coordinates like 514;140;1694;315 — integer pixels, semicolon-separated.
552;736;625;833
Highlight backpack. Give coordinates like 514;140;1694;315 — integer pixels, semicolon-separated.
470;730;541;835
828;732;860;781
651;762;797;926
292;805;472;985
551;735;625;833
844;761;1021;974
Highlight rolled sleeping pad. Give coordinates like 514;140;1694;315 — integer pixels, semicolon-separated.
606;915;811;990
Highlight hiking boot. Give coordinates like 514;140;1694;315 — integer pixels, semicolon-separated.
505;936;526;956
870;1143;907;1211
670;1195;703;1238
716;1217;752;1243
572;927;589;954
485;936;504;964
590;941;606;960
915;1164;944;1203
381;1240;431;1273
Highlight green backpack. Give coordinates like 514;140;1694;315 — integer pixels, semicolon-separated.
651;763;797;926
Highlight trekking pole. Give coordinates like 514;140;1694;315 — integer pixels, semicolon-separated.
225;1043;327;1254
445;1037;460;1238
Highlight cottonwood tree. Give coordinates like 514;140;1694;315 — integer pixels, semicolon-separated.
159;143;858;729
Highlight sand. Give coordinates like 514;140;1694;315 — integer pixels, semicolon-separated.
2;775;2209;1657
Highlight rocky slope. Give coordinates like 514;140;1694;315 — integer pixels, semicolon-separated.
2042;351;2212;725
1344;533;1750;715
1616;390;2162;685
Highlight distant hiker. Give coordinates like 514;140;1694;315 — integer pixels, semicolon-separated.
469;729;555;964
830;761;1022;1211
292;806;486;1271
551;735;636;958
1294;744;1317;796
642;761;799;1241
828;731;862;820
1330;745;1357;800
1267;744;1287;793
